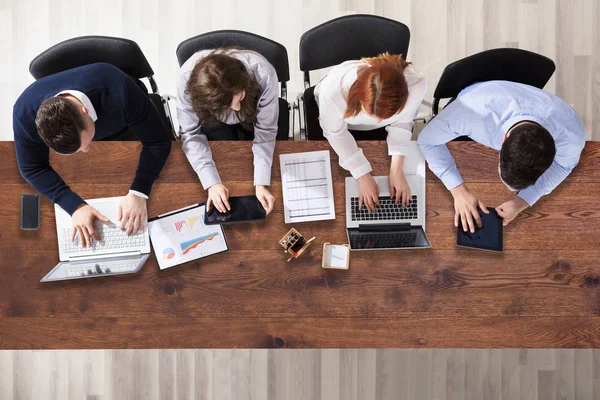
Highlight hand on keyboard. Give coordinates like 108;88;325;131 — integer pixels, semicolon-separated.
389;161;412;208
118;193;147;235
71;204;111;248
357;174;380;212
63;224;145;254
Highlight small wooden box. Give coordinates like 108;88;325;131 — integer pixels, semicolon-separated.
322;243;350;270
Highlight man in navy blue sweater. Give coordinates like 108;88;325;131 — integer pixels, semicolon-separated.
14;62;172;247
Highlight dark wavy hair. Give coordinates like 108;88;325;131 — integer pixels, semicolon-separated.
35;96;85;155
500;122;556;190
186;48;261;130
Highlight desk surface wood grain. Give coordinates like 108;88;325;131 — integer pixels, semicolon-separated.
1;141;599;349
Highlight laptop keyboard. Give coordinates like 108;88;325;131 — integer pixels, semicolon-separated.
351;232;419;249
61;224;145;254
67;262;140;278
350;195;418;221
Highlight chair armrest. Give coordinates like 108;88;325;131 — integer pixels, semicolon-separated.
162;94;179;140
296;93;307;140
288;100;295;140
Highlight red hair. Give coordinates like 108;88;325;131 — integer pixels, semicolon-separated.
344;53;411;119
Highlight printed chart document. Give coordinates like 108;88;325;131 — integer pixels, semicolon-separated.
148;203;228;270
279;150;336;224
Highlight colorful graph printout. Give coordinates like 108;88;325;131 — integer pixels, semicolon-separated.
162;247;176;259
175;220;186;232
148;204;227;270
188;216;200;229
180;232;219;255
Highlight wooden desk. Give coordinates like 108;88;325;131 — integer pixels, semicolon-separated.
1;141;599;349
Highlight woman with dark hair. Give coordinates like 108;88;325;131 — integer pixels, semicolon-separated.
315;53;426;212
176;48;278;214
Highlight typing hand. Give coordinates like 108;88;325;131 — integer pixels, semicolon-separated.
255;185;275;215
450;183;489;233
207;183;230;213
496;197;528;226
357;173;380;213
118;192;147;235
389;160;411;208
390;155;411;207
71;204;110;248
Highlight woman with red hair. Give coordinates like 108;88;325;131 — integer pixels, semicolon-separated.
314;53;426;212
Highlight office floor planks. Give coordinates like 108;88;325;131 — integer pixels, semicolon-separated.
0;141;599;348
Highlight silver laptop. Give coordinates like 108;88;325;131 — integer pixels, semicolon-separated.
41;196;150;282
345;141;432;251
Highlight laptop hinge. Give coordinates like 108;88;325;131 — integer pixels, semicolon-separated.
68;250;142;262
358;223;411;232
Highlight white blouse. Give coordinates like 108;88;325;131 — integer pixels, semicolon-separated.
314;60;427;179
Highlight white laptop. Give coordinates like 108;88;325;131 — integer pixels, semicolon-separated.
41;196;150;282
345;141;432;251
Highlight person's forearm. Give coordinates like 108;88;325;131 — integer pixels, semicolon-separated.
390;155;405;172
131;138;171;196
450;183;469;198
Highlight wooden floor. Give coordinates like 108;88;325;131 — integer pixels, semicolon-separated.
1;141;600;349
0;0;599;140
1;349;599;400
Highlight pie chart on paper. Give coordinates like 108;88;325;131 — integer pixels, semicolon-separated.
162;247;176;260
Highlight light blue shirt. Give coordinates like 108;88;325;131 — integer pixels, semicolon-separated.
417;81;586;206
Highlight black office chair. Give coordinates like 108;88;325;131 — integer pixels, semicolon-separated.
29;35;176;140
298;14;410;140
431;48;556;141
176;30;293;141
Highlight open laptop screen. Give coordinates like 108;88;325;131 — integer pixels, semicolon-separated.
348;226;431;250
41;254;149;282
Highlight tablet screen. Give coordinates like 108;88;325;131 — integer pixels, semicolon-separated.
456;208;503;252
204;195;266;225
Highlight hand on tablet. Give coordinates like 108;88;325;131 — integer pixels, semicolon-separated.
495;197;528;226
255;185;275;215
207;183;230;213
450;183;489;233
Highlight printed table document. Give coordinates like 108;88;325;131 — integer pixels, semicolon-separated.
279;150;336;224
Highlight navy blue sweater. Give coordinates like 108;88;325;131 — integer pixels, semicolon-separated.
13;63;172;215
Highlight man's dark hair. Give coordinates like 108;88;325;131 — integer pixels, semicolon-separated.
499;122;556;190
35;96;86;154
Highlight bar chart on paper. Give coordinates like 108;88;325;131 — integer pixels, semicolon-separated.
280;150;336;224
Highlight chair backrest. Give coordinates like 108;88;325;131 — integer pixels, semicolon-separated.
29;36;154;80
176;30;290;83
432;48;556;114
299;14;410;75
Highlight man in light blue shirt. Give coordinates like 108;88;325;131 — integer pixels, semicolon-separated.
418;80;586;232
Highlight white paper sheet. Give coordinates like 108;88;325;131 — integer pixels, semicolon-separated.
279;150;336;224
148;204;228;270
324;244;349;269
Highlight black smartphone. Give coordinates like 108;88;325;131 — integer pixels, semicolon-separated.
204;195;266;225
21;194;40;230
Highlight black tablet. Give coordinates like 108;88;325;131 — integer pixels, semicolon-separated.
456;207;503;252
204;195;266;225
